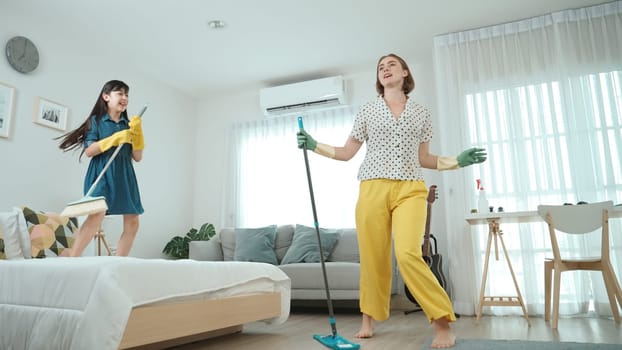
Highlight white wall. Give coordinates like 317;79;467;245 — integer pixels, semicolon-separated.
1;12;197;258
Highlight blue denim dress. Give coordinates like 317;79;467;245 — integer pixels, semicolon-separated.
83;114;144;215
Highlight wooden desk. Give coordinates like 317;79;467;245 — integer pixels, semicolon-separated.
465;206;622;326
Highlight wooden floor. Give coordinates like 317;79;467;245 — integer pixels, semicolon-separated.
172;297;622;350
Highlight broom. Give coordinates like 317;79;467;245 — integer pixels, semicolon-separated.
298;116;360;350
60;105;147;217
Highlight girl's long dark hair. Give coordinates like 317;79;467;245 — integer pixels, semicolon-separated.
57;80;129;158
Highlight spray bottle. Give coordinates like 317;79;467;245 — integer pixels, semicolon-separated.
477;179;489;213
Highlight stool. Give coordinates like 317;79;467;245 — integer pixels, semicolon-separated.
94;224;113;256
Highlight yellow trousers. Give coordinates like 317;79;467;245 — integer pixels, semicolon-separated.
355;179;456;323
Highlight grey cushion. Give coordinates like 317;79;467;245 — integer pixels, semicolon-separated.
233;225;278;264
328;228;359;262
221;225;293;262
278;262;360;290
188;240;223;261
281;224;339;265
274;225;294;263
220;228;236;261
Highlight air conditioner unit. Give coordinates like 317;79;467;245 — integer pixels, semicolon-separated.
259;76;346;117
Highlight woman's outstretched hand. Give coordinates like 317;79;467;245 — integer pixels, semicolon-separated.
457;147;487;167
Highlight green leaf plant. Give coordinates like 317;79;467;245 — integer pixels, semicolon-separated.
162;223;216;259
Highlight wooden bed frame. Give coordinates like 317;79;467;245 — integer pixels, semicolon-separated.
119;292;282;349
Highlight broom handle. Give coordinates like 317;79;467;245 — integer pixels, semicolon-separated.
84;105;148;197
298;116;338;337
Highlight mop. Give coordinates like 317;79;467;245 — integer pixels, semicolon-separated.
298;117;361;350
60;105;148;217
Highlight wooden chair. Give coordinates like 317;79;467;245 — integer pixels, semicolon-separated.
537;200;622;329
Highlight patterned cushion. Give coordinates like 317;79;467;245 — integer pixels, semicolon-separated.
22;207;78;258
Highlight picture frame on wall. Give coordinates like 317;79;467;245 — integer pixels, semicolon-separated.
33;97;69;131
0;82;16;138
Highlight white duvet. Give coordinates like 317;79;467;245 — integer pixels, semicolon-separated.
0;257;291;350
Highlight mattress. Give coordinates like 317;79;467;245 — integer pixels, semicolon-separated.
0;256;291;350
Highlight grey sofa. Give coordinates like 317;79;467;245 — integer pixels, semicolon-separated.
189;224;398;300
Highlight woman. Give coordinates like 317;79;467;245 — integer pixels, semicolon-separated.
297;53;486;348
58;80;145;257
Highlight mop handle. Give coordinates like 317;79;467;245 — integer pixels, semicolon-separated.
298;116;337;336
84;105;148;197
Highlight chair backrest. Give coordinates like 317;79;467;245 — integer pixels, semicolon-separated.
538;201;613;261
537;201;613;234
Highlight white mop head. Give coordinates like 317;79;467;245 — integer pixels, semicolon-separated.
60;196;108;217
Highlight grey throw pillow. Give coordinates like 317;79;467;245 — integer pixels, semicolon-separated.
281;224;339;265
233;225;278;264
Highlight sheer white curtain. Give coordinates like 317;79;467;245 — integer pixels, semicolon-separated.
434;2;622;317
222;106;364;229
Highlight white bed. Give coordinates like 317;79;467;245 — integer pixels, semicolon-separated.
0;256;291;350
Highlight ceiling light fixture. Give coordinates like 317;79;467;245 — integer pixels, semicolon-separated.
207;20;226;29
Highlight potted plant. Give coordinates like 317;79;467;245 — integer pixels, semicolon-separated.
162;222;216;259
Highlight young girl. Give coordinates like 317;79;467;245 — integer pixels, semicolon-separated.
297;54;486;348
58;80;145;257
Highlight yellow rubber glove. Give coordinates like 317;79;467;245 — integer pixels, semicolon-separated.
129;115;144;150
98;130;131;152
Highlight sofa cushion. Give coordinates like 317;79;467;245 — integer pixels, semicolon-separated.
328;228;359;262
280;224;339;265
274;225;294;263
233;225;278;264
188;240;223;261
279;262;360;290
220;225;293;262
220;228;236;261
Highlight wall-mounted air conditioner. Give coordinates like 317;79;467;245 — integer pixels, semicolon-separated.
259;76;347;117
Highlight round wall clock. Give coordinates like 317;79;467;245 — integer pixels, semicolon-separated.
5;36;40;74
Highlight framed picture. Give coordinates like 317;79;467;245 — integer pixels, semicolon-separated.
33;97;69;131
0;82;16;138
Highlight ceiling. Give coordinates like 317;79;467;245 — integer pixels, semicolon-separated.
3;0;612;98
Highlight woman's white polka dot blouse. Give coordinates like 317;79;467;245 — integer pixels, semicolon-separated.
350;96;433;181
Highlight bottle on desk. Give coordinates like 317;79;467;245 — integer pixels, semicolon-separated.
478;188;489;213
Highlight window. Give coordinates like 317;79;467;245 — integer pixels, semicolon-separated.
465;70;622;210
465;70;622;314
225;107;364;228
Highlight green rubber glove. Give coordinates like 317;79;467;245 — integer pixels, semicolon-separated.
457;147;487;167
129;115;144;150
98;129;131;152
297;129;317;150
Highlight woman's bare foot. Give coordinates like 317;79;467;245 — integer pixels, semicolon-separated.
430;317;456;348
354;313;374;338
